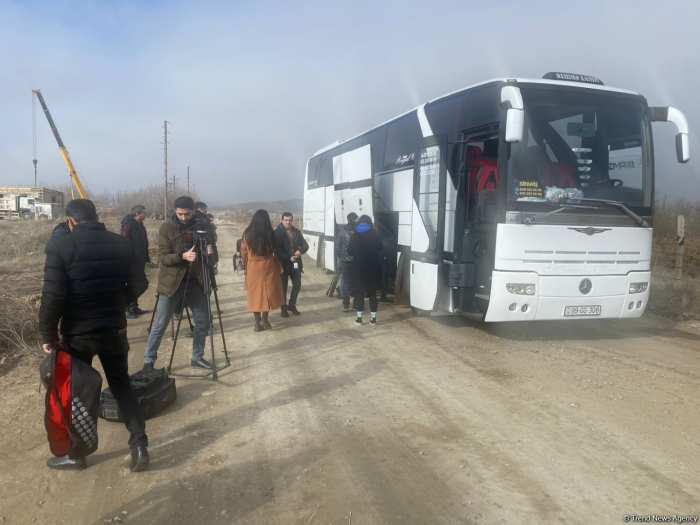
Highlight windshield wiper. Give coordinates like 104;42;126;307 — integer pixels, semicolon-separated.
522;203;601;225
563;198;649;228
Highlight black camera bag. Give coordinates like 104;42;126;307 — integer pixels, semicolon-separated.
100;367;176;422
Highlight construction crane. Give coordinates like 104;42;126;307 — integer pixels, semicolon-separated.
31;89;88;199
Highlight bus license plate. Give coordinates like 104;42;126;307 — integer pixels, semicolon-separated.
564;305;601;316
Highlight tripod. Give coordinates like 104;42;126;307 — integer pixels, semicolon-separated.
166;225;230;380
326;266;341;297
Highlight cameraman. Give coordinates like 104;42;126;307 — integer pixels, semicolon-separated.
142;196;218;371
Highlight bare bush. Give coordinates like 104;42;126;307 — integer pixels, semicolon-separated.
649;198;700;318
94;183;198;219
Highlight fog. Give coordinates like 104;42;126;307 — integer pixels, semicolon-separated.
0;0;698;205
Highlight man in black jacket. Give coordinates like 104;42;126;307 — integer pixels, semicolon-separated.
121;205;150;318
335;212;358;312
40;199;150;472
274;212;309;317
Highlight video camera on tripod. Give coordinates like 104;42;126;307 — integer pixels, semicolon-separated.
162;216;230;380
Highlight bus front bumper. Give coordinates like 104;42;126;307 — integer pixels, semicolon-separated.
484;271;651;322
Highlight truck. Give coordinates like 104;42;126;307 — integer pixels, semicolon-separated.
0;193;64;220
0;194;36;220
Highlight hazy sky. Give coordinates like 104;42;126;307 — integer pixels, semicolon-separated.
1;0;698;204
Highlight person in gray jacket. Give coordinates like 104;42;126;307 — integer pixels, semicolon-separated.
335;212;358;312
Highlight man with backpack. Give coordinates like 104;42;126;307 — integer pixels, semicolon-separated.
40;199;150;472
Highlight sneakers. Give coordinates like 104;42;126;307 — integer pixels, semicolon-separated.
191;357;213;369
125;308;138;319
370;317;377;325
378;296;392;303
280;307;289;318
142;362;154;373
354;317;363;325
288;305;301;316
130;445;150;472
47;455;87;471
343;307;351;313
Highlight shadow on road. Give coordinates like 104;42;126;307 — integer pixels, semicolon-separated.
425;314;700;343
92;447;327;525
139;358;385;472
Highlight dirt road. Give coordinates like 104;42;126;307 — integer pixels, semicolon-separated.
1;222;699;524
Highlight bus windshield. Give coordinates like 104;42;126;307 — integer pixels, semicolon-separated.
507;88;651;215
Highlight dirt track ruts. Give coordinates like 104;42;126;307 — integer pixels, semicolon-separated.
1;221;699;524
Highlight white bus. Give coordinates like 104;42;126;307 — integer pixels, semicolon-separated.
302;73;690;321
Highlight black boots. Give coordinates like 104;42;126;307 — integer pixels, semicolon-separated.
261;312;272;330
254;312;264;332
288;304;301;315
47;455;87;471
280;307;289;318
254;312;272;331
130;445;150;472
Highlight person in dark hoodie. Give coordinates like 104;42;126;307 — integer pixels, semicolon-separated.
347;215;383;325
274;212;309;317
121;205;150;318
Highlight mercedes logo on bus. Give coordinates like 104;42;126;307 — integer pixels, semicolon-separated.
579;279;593;295
568;227;611;236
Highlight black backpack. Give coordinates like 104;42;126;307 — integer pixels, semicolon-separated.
100;368;176;422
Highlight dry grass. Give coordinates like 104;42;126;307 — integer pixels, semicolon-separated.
0;220;49;369
648;199;700;319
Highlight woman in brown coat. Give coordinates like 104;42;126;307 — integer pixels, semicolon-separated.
241;210;285;332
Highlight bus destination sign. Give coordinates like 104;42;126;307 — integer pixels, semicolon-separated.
543;72;604;85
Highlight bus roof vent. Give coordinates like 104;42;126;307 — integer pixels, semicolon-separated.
543;72;604;85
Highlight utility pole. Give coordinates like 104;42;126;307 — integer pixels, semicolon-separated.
192;182;196;199
171;174;178;195
163;121;170;219
187;166;190;196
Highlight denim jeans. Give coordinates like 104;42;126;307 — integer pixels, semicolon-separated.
144;277;210;365
64;331;148;450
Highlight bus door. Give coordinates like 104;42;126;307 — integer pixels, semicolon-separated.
410;135;447;312
454;126;500;315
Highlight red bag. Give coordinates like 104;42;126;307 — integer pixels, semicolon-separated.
40;347;103;458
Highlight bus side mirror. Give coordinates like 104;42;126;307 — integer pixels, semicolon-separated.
501;86;524;143
505;108;524;143
649;106;690;163
676;132;690;163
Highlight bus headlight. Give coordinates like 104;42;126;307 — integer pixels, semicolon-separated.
507;283;536;295
629;282;648;294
